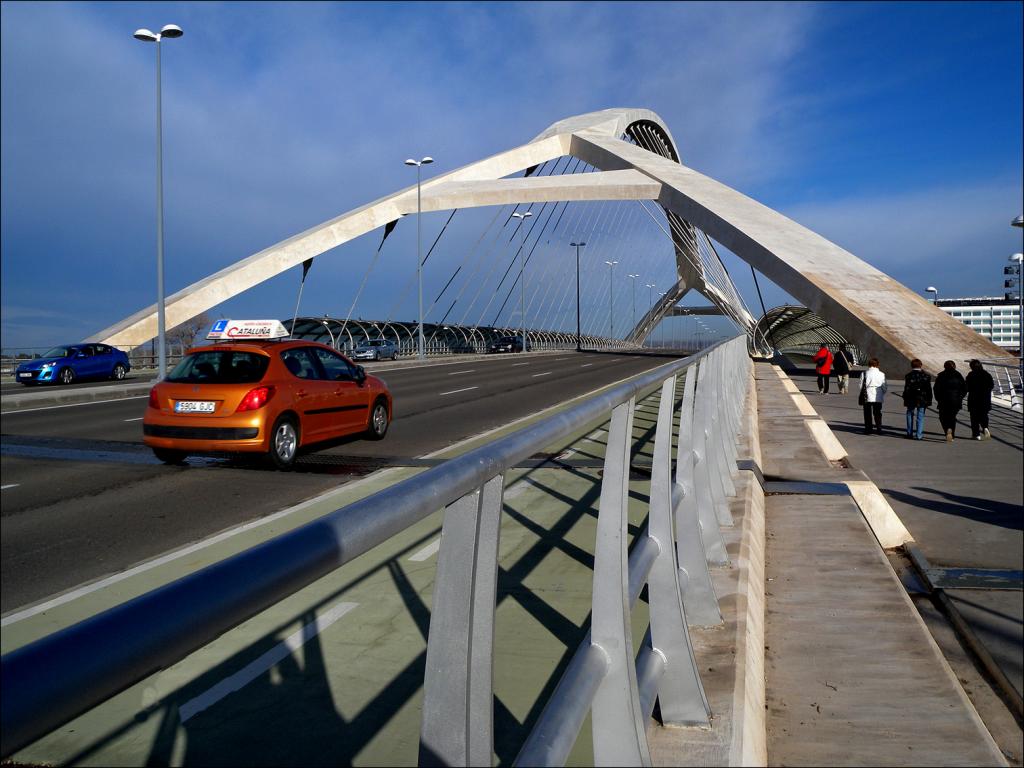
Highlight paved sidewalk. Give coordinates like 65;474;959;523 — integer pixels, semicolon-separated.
757;363;1005;766
782;360;1023;706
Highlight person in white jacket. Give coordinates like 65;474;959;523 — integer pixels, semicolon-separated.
859;357;887;434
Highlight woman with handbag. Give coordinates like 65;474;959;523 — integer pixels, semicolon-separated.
859;358;887;435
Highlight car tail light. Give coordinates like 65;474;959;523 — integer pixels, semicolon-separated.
236;386;275;412
148;387;160;409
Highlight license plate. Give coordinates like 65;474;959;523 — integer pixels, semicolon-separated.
174;400;215;413
18;372;31;378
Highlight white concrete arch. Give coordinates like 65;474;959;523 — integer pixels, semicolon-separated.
90;107;1008;374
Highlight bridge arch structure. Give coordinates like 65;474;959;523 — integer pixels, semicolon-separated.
89;108;1008;374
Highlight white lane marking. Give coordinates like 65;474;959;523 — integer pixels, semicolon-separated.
178;601;358;723
608;358;622;362
439;386;479;396
586;429;607;440
553;357;571;361
408;538;441;562
581;363;593;368
532;372;552;378
512;363;529;367
124;417;144;422
447;370;476;376
2;395;149;415
1;484;19;490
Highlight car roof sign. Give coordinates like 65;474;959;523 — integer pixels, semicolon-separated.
207;319;289;341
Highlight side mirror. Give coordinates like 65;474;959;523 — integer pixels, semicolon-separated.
75;352;86;358
355;365;366;384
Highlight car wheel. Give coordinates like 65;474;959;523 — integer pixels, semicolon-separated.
268;415;299;470
58;367;75;385
153;448;188;464
367;398;389;440
111;363;127;380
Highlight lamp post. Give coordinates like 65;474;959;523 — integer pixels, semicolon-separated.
511;211;533;352
1009;252;1023;364
646;283;656;348
405;156;434;359
134;23;183;380
926;286;938;304
627;273;640;342
604;260;618;341
659;291;669;348
570;242;586;351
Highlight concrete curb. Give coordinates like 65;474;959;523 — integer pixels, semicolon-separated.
730;372;768;767
1;381;154;412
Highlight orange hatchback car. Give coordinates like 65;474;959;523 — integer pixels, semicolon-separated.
144;339;392;469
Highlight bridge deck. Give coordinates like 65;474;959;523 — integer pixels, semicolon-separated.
756;363;1006;766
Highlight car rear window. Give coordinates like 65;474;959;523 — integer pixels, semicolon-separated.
166;350;269;384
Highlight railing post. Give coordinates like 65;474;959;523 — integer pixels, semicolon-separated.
674;367;724;626
700;353;735;527
709;350;738;500
647;375;712;724
691;360;730;565
419;474;505;767
591;398;652;767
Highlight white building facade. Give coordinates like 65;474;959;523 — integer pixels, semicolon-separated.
934;297;1021;352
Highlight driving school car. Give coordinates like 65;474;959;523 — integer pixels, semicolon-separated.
143;320;392;469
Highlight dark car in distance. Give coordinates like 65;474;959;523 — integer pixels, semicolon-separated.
487;336;530;353
15;343;131;385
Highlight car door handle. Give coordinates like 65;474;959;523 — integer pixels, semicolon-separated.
295;390;308;398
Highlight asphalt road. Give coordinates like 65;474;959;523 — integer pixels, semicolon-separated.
0;350;681;613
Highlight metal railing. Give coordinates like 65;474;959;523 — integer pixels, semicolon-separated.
0;336;752;763
976;358;1024;411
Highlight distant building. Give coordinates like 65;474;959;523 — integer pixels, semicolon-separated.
934;296;1020;352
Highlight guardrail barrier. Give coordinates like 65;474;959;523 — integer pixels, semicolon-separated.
1;336;752;764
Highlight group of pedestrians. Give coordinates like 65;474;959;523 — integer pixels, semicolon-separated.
812;343;995;441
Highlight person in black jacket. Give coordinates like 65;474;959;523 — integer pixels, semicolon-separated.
833;344;852;394
966;359;994;440
902;358;933;440
933;360;967;442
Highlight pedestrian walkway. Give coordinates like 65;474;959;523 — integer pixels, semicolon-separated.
781;359;1022;710
756;363;1006;766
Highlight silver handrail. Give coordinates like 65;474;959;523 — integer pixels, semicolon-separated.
1;336;751;763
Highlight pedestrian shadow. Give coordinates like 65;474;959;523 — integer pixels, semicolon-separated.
884;487;1024;531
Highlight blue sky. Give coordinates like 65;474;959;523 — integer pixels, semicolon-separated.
2;1;1022;348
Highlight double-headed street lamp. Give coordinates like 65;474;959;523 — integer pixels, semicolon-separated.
604;260;618;340
646;283;657;347
926;286;938;304
627;273;640;340
405;156;434;359
511;211;533;352
570;242;586;351
134;23;183;380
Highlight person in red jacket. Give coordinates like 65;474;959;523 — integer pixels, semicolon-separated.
814;343;834;393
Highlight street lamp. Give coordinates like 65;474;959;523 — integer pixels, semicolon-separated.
1009;252;1023;363
926;286;938;304
604;260;618;340
646;283;656;348
627;273;640;341
134;23;183;380
570;242;586;351
404;156;433;359
511;211;533;352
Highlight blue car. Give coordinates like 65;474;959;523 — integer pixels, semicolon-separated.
15;343;131;386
